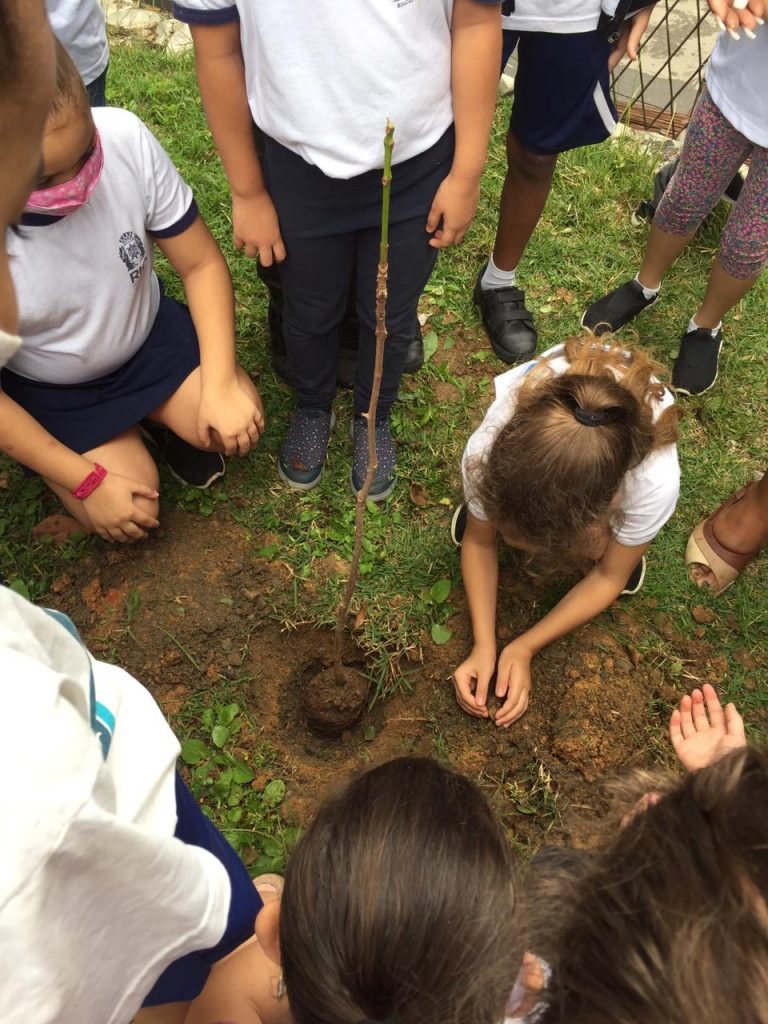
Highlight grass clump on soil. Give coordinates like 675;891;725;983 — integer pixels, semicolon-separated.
2;38;766;855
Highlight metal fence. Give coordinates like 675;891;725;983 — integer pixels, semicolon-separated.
610;0;716;136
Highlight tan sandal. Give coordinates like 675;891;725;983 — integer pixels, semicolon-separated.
685;483;758;596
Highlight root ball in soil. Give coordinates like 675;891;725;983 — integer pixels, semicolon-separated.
301;663;369;738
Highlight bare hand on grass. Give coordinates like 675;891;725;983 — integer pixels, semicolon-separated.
669;683;746;772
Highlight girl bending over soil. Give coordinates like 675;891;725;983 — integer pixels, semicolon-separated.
453;336;681;726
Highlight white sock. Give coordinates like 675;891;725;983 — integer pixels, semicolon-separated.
634;273;660;300
481;255;517;291
687;316;721;337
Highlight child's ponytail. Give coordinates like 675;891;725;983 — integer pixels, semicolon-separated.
468;337;681;575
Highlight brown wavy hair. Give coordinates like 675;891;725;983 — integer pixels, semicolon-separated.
468;336;681;575
280;757;521;1024
532;747;768;1024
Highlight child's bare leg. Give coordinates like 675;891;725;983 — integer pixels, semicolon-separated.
148;365;262;455
134;1002;190;1024
44;427;159;538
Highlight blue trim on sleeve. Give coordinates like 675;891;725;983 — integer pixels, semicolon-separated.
150;199;199;239
172;3;240;25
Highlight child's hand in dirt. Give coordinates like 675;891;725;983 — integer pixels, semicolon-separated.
426;172;481;249
232;190;286;266
198;380;265;456
494;640;533;727
452;644;497;718
84;473;159;543
669;684;746;772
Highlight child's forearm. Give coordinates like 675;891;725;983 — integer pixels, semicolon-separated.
158;218;237;388
0;392;96;489
516;568;625;655
190;24;265;199
450;0;502;181
461;535;499;650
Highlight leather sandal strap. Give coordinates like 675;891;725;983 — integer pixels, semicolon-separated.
701;484;755;572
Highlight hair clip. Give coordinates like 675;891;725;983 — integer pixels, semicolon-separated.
573;406;607;427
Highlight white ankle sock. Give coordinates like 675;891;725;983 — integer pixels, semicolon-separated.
634;273;660;300
687;317;721;337
481;255;517;291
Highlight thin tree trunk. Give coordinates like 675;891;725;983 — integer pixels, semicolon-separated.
333;121;395;679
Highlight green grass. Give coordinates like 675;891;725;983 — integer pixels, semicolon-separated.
2;38;767;739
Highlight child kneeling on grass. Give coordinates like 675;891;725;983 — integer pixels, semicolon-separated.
0;41;264;543
183;757;523;1024
452;336;681;727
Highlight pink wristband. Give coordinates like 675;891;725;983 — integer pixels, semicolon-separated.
71;463;107;500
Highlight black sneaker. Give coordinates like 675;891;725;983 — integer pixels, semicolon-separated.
350;415;396;501
582;279;659;337
140;421;226;489
450;503;468;546
672;326;723;396
473;272;537;364
278;408;335;491
621;554;647;596
403;331;425;375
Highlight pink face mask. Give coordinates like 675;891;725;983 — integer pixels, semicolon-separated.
25;130;104;217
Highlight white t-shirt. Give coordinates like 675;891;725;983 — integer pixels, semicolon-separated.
0;587;232;1024
461;345;680;548
502;0;601;35
46;0;109;86
173;0;497;179
6;106;194;385
0;328;21;367
707;29;768;149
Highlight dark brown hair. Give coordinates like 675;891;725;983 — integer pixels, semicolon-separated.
280;757;521;1024
468;336;681;575
535;748;768;1024
50;36;88;117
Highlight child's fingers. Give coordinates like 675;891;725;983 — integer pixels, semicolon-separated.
132;483;160;501
678;693;696;739
451;672;489;718
425;203;441;234
702;683;725;731
273;238;287;263
725;702;746;743
691;688;710;731
495;689;529;728
257;244;273;266
669;708;684;750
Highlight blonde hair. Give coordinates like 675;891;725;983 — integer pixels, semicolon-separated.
468;335;681;575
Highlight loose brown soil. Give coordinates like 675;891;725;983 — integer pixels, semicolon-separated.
47;508;753;853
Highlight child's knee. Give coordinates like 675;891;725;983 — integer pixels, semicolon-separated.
506;138;557;184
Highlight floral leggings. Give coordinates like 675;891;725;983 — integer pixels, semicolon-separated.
654;86;768;280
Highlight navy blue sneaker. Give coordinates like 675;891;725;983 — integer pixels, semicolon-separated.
350;415;396;501
278;408;335;491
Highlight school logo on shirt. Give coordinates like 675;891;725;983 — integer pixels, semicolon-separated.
118;231;147;286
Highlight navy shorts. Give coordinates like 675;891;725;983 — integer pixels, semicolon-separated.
503;29;617;155
141;772;263;1006
1;291;200;464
